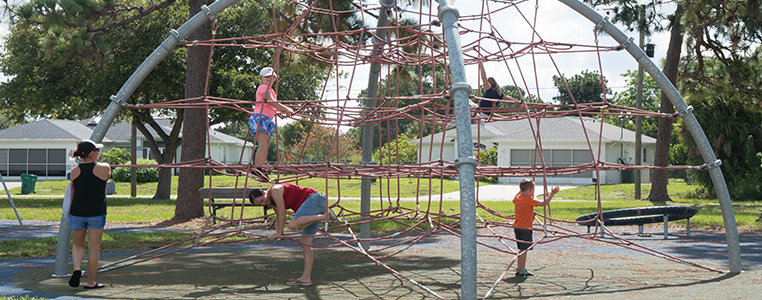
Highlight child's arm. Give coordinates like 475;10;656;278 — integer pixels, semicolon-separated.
260;88;295;116
537;186;560;206
268;101;294;116
478;60;491;91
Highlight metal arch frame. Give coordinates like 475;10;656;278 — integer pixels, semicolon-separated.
51;1;741;294
559;0;741;273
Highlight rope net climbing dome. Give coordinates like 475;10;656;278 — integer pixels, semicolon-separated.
112;1;723;298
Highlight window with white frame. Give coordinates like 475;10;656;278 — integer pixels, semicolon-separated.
0;149;67;177
510;149;593;178
142;141;165;160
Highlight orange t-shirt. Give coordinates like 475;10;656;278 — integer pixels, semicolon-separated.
513;193;541;229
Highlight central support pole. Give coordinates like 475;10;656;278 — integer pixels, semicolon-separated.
439;1;477;298
359;0;394;251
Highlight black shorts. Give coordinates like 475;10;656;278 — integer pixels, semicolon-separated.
514;228;533;251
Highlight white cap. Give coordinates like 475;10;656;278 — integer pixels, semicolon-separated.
260;67;277;77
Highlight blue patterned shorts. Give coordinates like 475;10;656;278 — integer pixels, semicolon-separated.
249;113;276;136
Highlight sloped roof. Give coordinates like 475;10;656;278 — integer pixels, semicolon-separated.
414;116;656;145
0;119;110;142
0;118;245;145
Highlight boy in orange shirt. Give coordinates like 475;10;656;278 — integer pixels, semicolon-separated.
513;179;560;277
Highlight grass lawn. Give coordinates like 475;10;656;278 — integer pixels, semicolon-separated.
1;177;760;260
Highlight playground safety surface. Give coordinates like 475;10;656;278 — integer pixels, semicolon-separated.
3;225;762;299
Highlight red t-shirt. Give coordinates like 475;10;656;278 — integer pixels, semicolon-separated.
281;183;317;211
513;193;541;229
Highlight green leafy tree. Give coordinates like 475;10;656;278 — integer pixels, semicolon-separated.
679;52;762;201
552;70;611;107
99;147;131;166
603;70;660;138
112;158;160;183
283;124;358;163
1;0;361;217
475;147;497;166
583;0;685;202
373;133;418;165
0;109;24;130
350;63;449;151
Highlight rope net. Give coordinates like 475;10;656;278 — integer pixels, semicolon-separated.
106;1;721;298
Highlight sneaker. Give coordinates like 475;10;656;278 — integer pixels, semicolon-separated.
251;167;270;183
327;209;339;222
515;270;534;277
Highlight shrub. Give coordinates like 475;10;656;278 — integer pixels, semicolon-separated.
112;158;159;183
99;147;130;166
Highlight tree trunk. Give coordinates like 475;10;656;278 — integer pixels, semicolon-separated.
647;2;686;202
130;110;183;200
175;0;212;219
154;168;174;199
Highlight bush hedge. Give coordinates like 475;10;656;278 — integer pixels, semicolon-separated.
112;158;159;182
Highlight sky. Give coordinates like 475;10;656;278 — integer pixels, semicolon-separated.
0;0;676;119
327;0;676;103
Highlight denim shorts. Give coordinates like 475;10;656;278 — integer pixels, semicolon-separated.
69;214;107;230
292;193;327;236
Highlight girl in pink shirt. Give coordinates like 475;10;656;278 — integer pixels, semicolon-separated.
248;67;294;182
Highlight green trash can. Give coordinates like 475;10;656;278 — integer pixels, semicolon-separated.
20;174;38;194
621;170;634;184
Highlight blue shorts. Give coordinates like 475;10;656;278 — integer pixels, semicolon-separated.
292;193;327;236
249;113;276;136
69;214;107;230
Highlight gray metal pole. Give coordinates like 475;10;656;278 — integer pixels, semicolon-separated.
52;0;242;276
359;0;394;252
0;174;22;225
634;6;644;199
439;1;478;298
559;0;742;273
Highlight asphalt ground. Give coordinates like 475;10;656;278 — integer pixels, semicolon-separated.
2;221;762;300
3;182;761;299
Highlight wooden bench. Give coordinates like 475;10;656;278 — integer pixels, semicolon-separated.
198;188;263;223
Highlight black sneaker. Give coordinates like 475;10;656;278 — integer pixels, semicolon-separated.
251;167;270;183
515;270;534;277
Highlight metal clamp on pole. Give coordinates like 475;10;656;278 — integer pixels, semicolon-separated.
698;159;722;170
454;157;478;168
437;5;460;21
672;105;694;118
170;29;186;43
110;95;128;108
450;82;472;96
620;36;634;49
201;5;215;22
595;16;609;30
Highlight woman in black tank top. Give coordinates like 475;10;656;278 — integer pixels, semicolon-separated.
67;140;111;289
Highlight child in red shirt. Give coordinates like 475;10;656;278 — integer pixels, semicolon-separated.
513;179;559;277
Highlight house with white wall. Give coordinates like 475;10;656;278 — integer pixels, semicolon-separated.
0;117;253;180
412;116;656;185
